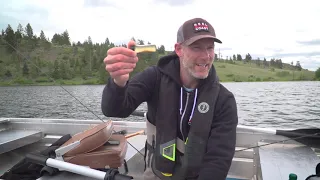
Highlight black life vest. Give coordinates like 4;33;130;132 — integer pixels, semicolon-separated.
145;68;221;179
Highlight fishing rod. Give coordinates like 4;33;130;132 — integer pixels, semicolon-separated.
131;110;320;151
0;37;145;157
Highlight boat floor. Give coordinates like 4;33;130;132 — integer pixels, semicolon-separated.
1;133;255;180
0;135;147;180
38;149;146;180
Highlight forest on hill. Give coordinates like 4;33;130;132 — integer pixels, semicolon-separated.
0;23;319;86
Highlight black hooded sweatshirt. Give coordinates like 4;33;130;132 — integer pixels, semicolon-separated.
101;52;238;180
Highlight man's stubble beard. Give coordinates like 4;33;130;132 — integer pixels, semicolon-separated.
181;56;213;80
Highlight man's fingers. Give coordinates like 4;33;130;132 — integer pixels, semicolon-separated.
109;69;134;77
107;46;137;57
127;40;136;50
105;62;136;72
103;40;138;80
104;54;138;64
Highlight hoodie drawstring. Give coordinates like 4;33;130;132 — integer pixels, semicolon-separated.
179;87;183;115
188;88;198;125
179;87;198;125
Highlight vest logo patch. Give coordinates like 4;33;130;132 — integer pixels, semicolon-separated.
193;22;209;32
198;102;209;113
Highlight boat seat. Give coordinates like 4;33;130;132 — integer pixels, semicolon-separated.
63;134;128;169
256;141;320;180
55;120;128;169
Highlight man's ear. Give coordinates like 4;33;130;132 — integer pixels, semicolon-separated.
174;43;183;57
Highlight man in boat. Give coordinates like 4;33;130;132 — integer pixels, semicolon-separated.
101;17;238;180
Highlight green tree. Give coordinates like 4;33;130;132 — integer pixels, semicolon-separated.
157;45;165;54
23;62;29;76
30;62;39;78
105;38;110;46
62;30;71;45
270;58;276;67
24;23;37;50
315;67;320;80
40;30;46;41
236;54;242;61
256;57;261;67
245;53;252;64
59;59;72;79
275;59;283;69
296;61;302;71
138;39;144;45
99;63;108;83
51;33;61;44
4;24;16;53
263;58;268;68
15;24;23;45
25;23;34;39
52;59;60;79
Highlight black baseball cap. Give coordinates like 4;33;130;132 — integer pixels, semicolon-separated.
177;17;222;45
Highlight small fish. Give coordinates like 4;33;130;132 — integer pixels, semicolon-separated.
130;44;157;53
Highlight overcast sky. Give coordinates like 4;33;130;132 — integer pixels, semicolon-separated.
1;0;319;70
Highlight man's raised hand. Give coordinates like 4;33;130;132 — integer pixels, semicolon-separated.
104;40;138;87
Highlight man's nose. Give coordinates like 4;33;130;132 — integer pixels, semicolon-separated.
199;49;212;60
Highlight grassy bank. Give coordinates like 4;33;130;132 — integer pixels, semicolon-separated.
215;61;315;82
0;61;316;86
0;77;103;86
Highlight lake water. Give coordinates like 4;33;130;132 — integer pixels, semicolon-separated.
0;81;319;129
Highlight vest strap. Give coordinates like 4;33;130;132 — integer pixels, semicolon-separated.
176;138;185;154
147;120;185;153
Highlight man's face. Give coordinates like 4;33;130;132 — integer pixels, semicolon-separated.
176;38;215;79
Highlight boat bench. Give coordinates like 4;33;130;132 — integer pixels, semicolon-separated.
255;141;319;180
0;129;43;154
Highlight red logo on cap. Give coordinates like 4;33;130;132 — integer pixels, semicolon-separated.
193;22;209;32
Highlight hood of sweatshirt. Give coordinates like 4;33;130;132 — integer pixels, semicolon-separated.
156;51;219;88
157;52;220;127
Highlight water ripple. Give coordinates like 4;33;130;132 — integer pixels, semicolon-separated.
0;81;319;129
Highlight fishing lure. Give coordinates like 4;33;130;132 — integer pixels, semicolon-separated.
130;44;157;53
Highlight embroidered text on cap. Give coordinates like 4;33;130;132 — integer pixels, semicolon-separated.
193;22;209;32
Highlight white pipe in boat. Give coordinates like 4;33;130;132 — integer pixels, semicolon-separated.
46;158;105;179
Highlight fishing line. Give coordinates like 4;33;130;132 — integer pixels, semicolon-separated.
235;132;320;152
1;37;144;157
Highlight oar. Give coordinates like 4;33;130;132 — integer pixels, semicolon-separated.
125;130;145;139
131;110;320;149
131;110;146;118
237;124;320;149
